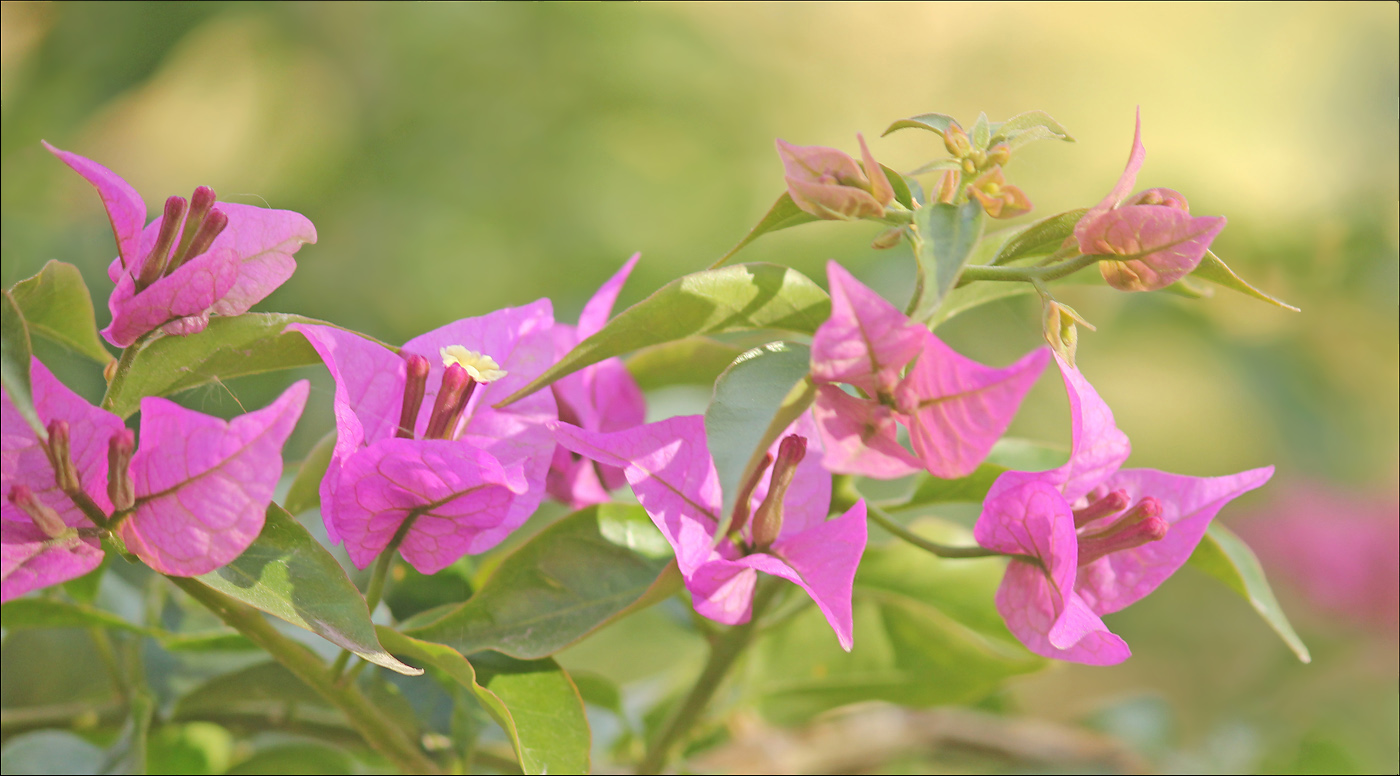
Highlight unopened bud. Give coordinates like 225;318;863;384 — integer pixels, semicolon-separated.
967;166;1032;219
961;157;978;175
45;421;81;493
943;124;971;157
1042;299;1095;367
424;363;475;440
776;138;889;221
169;186;218;269
135;196;188;290
871;227;904;250
1078;511;1168;566
107;429;136;511
9;485;70;539
933;169;961;205
1125;187;1190;212
167;208;228;272
750;435;807;550
103;359;119;384
1072;489;1129;527
987;143;1011;167
397;354;431;438
726;452;774;537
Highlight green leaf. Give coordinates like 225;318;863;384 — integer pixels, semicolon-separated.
896;438;1068;509
882;112;960;138
912;201;986;322
174;661;334;721
196;503;423;675
283;429;335;516
989;110;1075;149
970;112;991;148
100;313;349;419
705;342;816;522
225;744;355;775
750;519;1043;724
0;598;155;636
877;163;914;210
992;208;1088;265
499;263;830;407
1189;522;1311;663
907;158;962;176
8;260;112;365
624;336;744;392
1;290;44;438
1;731;106;775
1191;250;1300;311
378;630;590;775
406;503;678;658
711;192;819;268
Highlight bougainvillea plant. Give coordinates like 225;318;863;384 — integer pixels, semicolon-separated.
1;109;1307;774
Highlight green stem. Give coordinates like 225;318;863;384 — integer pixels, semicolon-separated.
904;231;927;318
866;503;1003;559
637;578;784;774
168;577;440;774
99;334;152;414
958;253;1100;285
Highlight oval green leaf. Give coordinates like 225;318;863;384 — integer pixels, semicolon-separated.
912;201;986;322
406;503;679;659
1191;250;1300;311
197;503;423;675
1188;521;1311;663
625;336;744;392
882;112;960;138
8;260;113;365
498;263;830;407
710;192;820;268
1;291;44;438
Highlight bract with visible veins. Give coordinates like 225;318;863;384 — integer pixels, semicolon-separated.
975;355;1272;664
45;142;316;347
551;413;866;650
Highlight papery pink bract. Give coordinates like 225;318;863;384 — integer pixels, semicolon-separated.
1;359;307;599
810;261;1049;480
547;254;646;509
776;136;895;221
45;142;316;347
292;300;557;569
975;355;1272;664
1072;112;1226;292
551;413;865;650
117;382;308;575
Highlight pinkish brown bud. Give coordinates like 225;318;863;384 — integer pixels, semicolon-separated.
776;137;890;221
1124;187;1190;212
167;208;228;273
45;421;81;494
424;363;475;440
397;354;432;438
1072;488;1129;528
1042;299;1095;367
967;167;1033;219
943;124;971;157
8;485;70;538
987;143;1011;167
933;169;961;205
750;435;808;550
107;429;136;511
135;196;188;290
1079;512;1169;566
726;452;774;537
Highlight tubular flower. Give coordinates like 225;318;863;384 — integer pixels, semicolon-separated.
292;301;557;573
45;142;316;347
810;260;1049;479
552;413;867;650
776;135;896;221
546;254;647;509
973;355;1273;665
1073;111;1226;291
2;359;307;600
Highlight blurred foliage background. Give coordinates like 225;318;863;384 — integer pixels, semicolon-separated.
2;2;1396;773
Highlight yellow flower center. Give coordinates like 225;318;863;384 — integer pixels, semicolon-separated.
440;346;507;383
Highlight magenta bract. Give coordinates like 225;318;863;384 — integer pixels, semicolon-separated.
1073;112;1226;292
810;261;1049;479
45;142;317;347
1;359;307;600
292;300;558;573
546;254;647;509
974;355;1272;664
551;414;866;650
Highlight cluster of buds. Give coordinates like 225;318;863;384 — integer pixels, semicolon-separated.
933;123;1030;218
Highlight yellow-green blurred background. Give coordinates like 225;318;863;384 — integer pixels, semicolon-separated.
2;2;1395;773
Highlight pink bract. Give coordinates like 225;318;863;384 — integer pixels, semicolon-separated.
2;359;307;600
547;254;647;509
292;300;557;572
974;355;1272;664
1073;111;1226;292
551;413;866;650
45;142;316;347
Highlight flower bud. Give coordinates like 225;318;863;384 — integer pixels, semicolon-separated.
170;186;218;268
726;452;774;537
167;208;228;273
933;170;961;205
871;227;905;250
424;363;476;440
107;429;136;511
750;435;807;550
135;196;188;290
1042;299;1095;367
1078;498;1168;566
987;143;1011;168
776;137;891;221
45;421;81;494
397;354;431;438
967;167;1032;219
1072;488;1129;528
1124;187;1190;212
943;124;971;157
8;485;71;539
